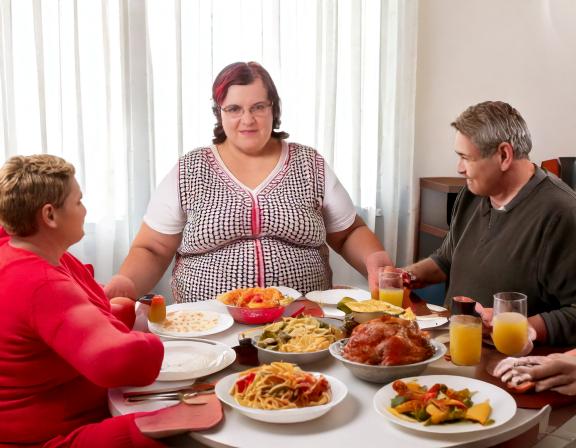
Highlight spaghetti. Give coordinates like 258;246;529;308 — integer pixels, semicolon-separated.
257;317;344;352
230;362;331;410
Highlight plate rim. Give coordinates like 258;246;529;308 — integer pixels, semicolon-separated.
373;374;517;434
148;305;234;338
157;338;236;381
215;371;347;422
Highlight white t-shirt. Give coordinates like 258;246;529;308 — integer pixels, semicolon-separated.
144;142;356;235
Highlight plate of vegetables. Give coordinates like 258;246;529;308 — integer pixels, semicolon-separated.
373;375;517;433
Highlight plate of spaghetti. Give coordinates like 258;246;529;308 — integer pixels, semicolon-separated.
215;362;347;423
252;317;345;364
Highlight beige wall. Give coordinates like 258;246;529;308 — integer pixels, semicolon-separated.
414;0;576;179
332;0;576;285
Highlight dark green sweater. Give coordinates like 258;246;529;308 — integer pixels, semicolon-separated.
431;166;576;346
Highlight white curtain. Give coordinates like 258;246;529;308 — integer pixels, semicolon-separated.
0;0;418;294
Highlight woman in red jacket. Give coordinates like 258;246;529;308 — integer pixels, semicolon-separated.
0;155;165;447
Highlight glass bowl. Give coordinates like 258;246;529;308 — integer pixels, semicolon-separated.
224;304;285;325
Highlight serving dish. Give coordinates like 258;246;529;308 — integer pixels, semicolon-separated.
373;375;517;433
219;286;301;325
251;317;344;365
215;371;347;423
329;338;446;383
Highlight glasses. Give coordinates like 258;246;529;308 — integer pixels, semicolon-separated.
220;101;273;119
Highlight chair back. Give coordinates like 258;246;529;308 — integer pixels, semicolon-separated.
541;157;576;190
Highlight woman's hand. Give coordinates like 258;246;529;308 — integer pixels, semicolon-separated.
365;251;394;299
494;353;576;396
104;274;137;300
109;296;136;329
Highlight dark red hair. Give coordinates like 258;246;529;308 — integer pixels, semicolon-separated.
211;62;289;144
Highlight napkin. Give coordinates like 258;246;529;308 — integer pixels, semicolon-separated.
134;393;223;438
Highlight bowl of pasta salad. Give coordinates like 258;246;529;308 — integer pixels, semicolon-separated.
217;286;297;325
215;362;347;423
252;316;345;364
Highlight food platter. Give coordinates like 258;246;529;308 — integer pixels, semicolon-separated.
215;372;347;423
330;338;446;383
251;317;344;365
373;375;517;433
148;303;233;338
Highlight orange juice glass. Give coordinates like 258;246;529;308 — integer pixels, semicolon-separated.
378;288;404;307
492;292;528;356
449;315;482;365
378;268;404;307
148;295;166;323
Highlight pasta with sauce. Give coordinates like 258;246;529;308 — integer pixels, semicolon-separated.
230;362;331;410
257;316;344;352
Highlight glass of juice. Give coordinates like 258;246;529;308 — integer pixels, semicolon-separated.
378;268;404;307
450;314;482;366
492;292;528;356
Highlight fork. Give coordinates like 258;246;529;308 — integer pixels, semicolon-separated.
125;389;214;403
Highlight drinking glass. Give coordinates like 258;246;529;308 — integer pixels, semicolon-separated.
450;315;482;366
491;292;528;356
451;296;476;316
378;268;404;307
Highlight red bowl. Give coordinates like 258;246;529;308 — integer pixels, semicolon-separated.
224;304;285;325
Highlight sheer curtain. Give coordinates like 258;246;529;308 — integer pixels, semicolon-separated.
0;0;418;294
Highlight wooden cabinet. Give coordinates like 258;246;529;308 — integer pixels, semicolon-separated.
414;177;466;262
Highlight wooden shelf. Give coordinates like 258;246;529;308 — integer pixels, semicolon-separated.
420;223;449;239
420;177;467;193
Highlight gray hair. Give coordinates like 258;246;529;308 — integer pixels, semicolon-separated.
451;101;532;159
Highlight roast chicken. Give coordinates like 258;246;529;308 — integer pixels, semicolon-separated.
342;315;433;366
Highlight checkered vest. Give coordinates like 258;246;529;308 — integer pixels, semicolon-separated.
172;143;331;302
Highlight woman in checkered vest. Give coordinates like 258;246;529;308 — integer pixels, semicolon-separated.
105;62;392;303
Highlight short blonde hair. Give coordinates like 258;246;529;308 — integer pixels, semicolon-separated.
0;154;75;236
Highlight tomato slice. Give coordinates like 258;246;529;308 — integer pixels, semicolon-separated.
506;380;535;394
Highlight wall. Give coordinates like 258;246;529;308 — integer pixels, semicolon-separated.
414;0;576;180
332;0;576;286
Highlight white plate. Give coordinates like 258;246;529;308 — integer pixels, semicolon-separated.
306;288;371;306
417;316;449;329
416;304;449;329
148;303;233;338
426;304;447;312
157;339;236;381
274;286;302;299
373;374;517;433
215;371;347;423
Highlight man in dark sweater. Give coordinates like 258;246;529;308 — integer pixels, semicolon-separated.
404;101;576;347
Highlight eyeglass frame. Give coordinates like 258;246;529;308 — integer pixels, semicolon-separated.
219;101;274;119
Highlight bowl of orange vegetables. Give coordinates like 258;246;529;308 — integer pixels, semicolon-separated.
217;287;296;325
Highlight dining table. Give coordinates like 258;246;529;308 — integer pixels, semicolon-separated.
109;297;576;448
